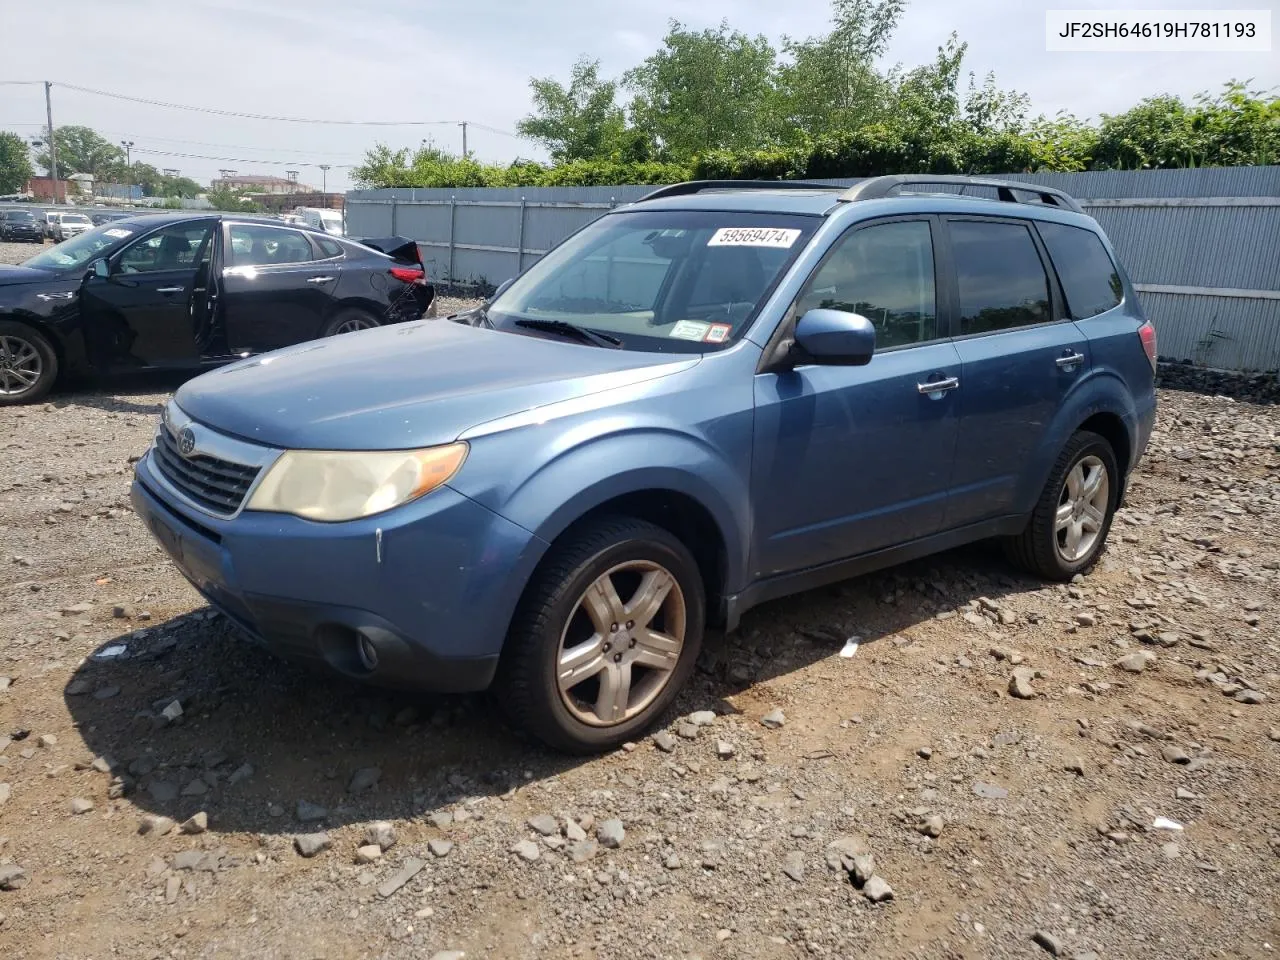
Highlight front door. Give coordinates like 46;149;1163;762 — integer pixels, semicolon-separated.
80;220;215;368
941;216;1090;527
751;218;962;579
219;222;340;353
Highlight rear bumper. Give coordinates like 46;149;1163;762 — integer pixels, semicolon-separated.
130;451;546;693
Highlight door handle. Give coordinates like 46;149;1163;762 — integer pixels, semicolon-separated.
306;276;336;283
918;376;960;396
155;286;185;294
1056;352;1086;369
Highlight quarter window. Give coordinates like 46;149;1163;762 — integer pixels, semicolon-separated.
949;220;1052;335
794;220;938;348
229;225;316;266
315;235;343;258
1038;221;1123;319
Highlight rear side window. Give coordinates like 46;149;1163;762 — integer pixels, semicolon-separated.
1038;221;1122;319
229;225;316;266
315;236;343;258
949;220;1051;335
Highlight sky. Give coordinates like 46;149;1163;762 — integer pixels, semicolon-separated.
1;0;1276;191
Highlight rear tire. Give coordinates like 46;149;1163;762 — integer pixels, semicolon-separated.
497;516;705;754
1005;430;1119;581
0;321;58;406
321;309;380;337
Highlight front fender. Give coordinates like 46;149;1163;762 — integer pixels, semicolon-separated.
452;423;754;596
1015;369;1139;513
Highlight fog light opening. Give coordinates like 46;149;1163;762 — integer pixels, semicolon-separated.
356;632;379;671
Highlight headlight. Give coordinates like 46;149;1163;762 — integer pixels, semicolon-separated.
245;443;467;522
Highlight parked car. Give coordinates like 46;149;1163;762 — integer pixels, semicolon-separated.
89;211;132;226
52;212;93;242
0;209;44;242
294;206;344;236
0;213;433;404
129;176;1157;753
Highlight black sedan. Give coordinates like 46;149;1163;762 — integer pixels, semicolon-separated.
0;213;434;404
0;209;45;243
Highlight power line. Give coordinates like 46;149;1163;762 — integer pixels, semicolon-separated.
132;146;359;169
56;81;484;128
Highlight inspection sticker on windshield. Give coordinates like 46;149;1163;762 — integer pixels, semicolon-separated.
708;227;801;248
103;228;133;239
670;320;710;341
704;323;732;344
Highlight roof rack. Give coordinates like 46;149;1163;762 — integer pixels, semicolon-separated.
638;180;841;202
838;174;1084;214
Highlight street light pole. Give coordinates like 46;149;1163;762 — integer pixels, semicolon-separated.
318;164;330;197
120;140;134;201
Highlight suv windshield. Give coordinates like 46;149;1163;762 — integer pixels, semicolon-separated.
22;222;134;271
487;210;817;353
4;211;35;220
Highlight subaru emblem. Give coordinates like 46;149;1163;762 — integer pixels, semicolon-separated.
178;427;197;457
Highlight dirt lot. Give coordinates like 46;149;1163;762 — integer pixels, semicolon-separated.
1;239;1278;960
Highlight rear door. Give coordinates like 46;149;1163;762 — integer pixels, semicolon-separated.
80;220;216;368
219;222;342;352
942;216;1089;527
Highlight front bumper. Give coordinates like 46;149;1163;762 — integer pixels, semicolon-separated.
130;450;546;692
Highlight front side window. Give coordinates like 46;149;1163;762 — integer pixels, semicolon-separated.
1038;221;1122;319
118;223;213;274
794;220;938;348
488;210;817;353
949;220;1052;335
229;225;316;266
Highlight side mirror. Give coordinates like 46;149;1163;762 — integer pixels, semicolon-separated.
490;277;515;301
793;309;876;366
90;258;109;279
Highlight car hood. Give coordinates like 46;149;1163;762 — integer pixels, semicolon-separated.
175;320;699;450
0;264;57;286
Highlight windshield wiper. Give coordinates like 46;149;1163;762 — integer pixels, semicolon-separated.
513;318;623;349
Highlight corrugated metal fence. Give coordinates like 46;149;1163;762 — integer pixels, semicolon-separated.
346;167;1280;372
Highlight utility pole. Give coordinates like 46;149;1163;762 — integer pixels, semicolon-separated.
318;164;330;197
120;140;135;201
459;121;468;160
44;81;59;204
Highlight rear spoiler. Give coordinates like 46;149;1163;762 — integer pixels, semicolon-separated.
356;236;420;265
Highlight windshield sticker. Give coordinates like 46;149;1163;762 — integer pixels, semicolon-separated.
708;227;801;249
704;323;732;344
103;228;133;239
670;320;710;341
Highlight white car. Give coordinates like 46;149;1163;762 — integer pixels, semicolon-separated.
294;206;344;236
52;212;93;242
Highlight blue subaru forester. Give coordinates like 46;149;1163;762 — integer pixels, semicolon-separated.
131;175;1157;752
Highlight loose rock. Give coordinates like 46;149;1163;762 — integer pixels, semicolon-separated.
512;839;541;862
862;876;894;902
782;850;805;882
347;767;381;793
597;818;625;849
1032;930;1064;956
528;814;558;837
428;838;453;858
760;708;786;729
1009;667;1038;699
180;812;208;835
376;857;425;898
365;821;396;851
294;833;332;858
69;797;93;815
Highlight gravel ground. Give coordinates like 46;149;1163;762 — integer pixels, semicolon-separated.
1;239;1279;960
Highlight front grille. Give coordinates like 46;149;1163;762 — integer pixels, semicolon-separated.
153;428;261;516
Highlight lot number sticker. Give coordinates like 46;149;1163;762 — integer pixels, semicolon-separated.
103;228;133;239
704;324;732;343
708;227;801;248
670;320;711;341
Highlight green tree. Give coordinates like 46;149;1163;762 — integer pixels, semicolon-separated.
0;131;35;194
1093;94;1195;168
624;20;778;159
206;188;263;213
517;57;632;162
771;0;905;141
36;125;124;178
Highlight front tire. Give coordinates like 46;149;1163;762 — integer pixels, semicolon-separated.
498;516;705;754
1005;430;1119;580
0;321;58;406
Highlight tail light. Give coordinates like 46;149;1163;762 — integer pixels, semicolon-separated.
389;265;425;284
1138;320;1157;374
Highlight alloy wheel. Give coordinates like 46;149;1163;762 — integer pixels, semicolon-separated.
556;560;687;727
0;335;43;397
333;316;376;334
1054;454;1109;563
